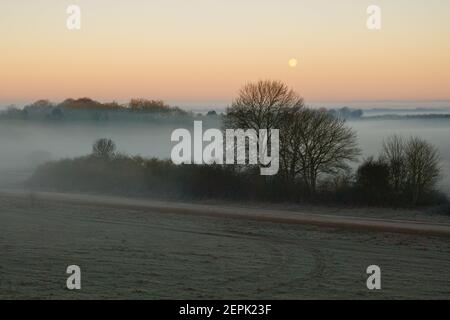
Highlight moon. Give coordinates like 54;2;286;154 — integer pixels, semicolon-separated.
288;58;298;68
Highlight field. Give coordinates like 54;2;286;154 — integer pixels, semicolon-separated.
1;117;450;299
1;192;450;299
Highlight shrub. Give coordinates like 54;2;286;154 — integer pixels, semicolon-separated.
92;138;116;159
356;157;391;205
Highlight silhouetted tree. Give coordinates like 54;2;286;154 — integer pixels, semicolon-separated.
404;137;441;205
381;135;406;193
381;135;441;205
356;157;391;204
281;108;360;195
225;80;304;132
92;138;116;159
224;80;304;172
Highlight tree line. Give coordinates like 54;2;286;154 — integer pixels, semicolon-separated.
0;98;192;122
221;80;443;205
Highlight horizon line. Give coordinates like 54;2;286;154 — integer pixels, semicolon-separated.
2;98;450;110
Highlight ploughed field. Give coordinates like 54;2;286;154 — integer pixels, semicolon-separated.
1;193;450;299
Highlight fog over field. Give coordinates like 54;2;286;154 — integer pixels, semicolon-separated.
0;118;449;195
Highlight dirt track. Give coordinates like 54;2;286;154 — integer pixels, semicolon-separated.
1;190;450;299
2;190;450;238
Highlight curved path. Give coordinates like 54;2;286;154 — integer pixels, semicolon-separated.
2;190;450;238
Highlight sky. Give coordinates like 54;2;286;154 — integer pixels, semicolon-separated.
1;0;450;108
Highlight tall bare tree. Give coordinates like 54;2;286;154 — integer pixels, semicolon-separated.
404;137;441;205
281;109;360;195
225;80;304;132
381;135;407;192
92;138;116;159
224;80;304;170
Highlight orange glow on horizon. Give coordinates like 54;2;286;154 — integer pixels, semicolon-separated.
1;0;450;105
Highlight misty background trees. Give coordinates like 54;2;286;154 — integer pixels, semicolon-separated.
92;138;116;159
0;98;191;123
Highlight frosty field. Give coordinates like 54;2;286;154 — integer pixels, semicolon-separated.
1;192;450;299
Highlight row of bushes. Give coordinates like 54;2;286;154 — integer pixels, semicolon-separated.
28;155;258;200
28;152;447;208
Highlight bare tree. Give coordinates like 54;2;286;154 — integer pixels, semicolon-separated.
404;136;441;205
381;135;406;192
92;138;116;159
381;135;441;205
224;80;304;170
281;109;360;195
225;80;304;132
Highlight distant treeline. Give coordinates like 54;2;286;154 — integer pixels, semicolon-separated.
362;114;450;120
1;98;365;122
327;107;363;119
0;98;220;123
4;99;450;123
328;109;450;120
